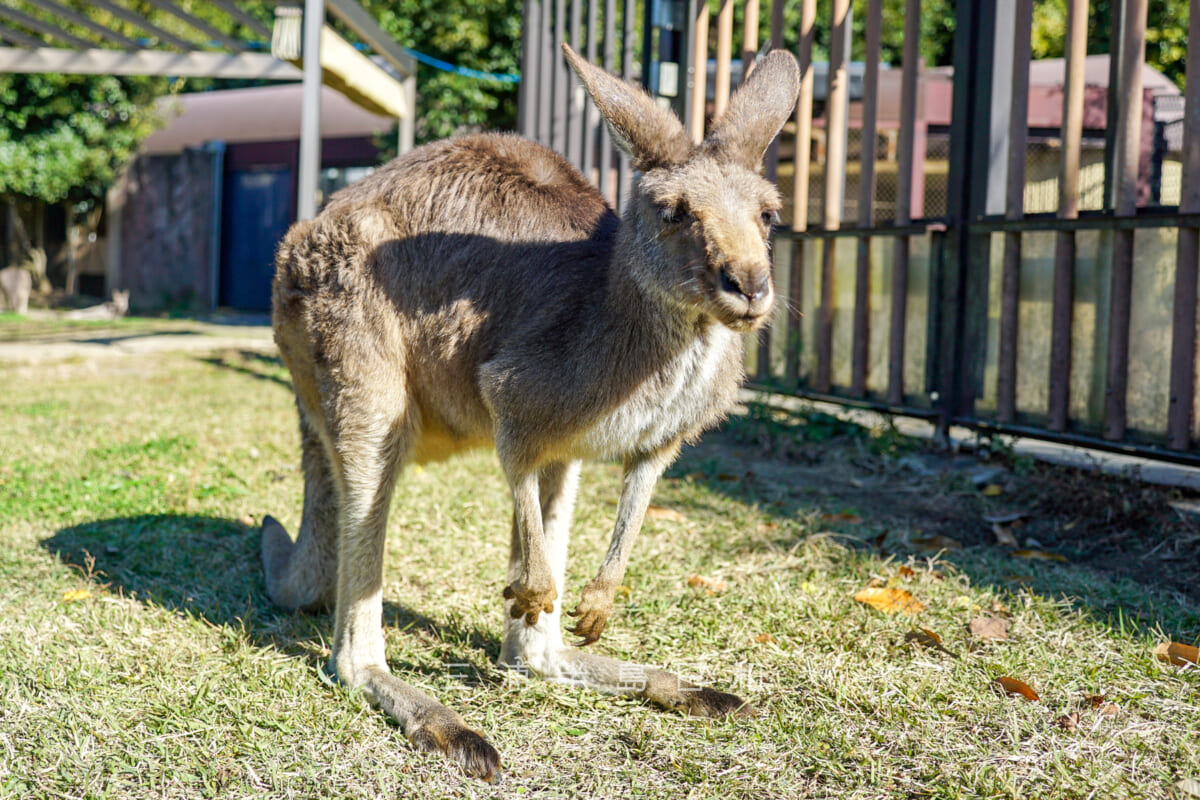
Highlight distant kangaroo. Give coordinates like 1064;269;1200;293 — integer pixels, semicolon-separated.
262;44;800;781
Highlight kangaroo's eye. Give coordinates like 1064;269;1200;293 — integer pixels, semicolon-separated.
659;204;692;226
761;209;779;227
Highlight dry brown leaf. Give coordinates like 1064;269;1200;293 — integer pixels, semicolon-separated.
982;484;1005;496
904;627;943;646
1011;549;1069;563
754;633;775;644
868;531;888;550
758;521;779;532
969;616;1010;642
646;505;688;523
911;534;962;552
854;586;925;615
1154;641;1200;666
687;574;728;595
991;523;1019;548
995;676;1039;701
716;472;739;482
820;511;863;525
1056;712;1080;732
62;589;91;602
897;565;916;579
1098;702;1119;717
1082;693;1107;709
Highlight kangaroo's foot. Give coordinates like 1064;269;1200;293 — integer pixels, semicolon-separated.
336;663;501;782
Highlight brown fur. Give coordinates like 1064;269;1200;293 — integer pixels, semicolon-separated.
262;45;800;780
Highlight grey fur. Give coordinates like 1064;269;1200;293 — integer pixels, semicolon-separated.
262;44;800;781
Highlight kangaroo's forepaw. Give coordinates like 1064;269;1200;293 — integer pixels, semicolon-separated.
567;581;614;645
503;579;556;625
409;721;501;783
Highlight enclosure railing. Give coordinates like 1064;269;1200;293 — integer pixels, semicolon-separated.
518;0;1200;466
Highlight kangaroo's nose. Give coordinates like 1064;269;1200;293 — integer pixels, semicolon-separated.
719;267;770;303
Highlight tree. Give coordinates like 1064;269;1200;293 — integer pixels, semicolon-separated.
0;73;166;293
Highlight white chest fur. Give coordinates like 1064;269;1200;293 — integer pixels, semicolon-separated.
574;325;739;459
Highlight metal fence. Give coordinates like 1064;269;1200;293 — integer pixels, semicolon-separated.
519;0;1200;465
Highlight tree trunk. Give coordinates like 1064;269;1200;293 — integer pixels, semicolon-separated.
65;203;78;296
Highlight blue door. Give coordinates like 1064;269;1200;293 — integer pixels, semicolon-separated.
220;167;293;310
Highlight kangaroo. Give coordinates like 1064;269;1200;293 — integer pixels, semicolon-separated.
63;289;129;320
262;44;800;781
0;266;32;314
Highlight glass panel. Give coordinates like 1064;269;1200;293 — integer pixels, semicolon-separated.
1126;227;1177;437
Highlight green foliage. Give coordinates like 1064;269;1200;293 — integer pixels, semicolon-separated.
0;73;166;205
356;0;522;141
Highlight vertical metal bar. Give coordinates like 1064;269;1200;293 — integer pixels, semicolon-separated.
786;0;817;384
1167;0;1200;449
583;0;599;181
568;0;582;165
552;0;569;155
519;0;541;137
689;2;709;143
296;0;324;221
617;0;634;211
714;0;733;120
1104;0;1148;440
741;0;759;80
599;0;616;203
399;74;416;156
851;0;883;398
816;0;850;393
996;0;1033;423
1047;0;1087;432
764;0;785;182
538;0;554;144
887;0;921;405
1104;0;1130;210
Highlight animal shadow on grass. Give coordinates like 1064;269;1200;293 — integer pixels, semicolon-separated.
199;350;293;391
42;514;501;682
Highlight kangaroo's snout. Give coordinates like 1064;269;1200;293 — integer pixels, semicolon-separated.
718;265;771;303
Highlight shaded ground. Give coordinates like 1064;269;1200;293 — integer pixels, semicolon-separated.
678;403;1200;632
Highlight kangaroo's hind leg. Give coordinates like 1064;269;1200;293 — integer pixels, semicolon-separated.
322;379;500;782
262;410;338;612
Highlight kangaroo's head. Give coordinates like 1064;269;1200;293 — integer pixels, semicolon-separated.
564;44;800;332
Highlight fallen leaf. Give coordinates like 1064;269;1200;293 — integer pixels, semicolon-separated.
854;586;925;615
1098;702;1119;717
754;633;775;644
995;676;1039;701
1172;778;1200;799
1056;712;1080;731
905;627;944;649
897;565;916;578
716;472;739;482
62;589;91;602
687;574;728;595
646;505;688;523
868;531;888;550
982;484;1005;496
820;511;863;525
969;616;1010;642
989;600;1011;616
1011;549;1069;563
1154;641;1200;666
991;523;1019;548
1082;693;1107;709
758;521;779;532
911;534;962;552
983;510;1030;524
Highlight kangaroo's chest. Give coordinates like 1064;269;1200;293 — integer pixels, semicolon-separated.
575;327;741;459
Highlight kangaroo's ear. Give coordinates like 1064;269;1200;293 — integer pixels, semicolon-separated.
701;50;800;171
562;43;691;172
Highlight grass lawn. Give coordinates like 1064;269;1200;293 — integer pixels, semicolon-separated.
0;325;1197;799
